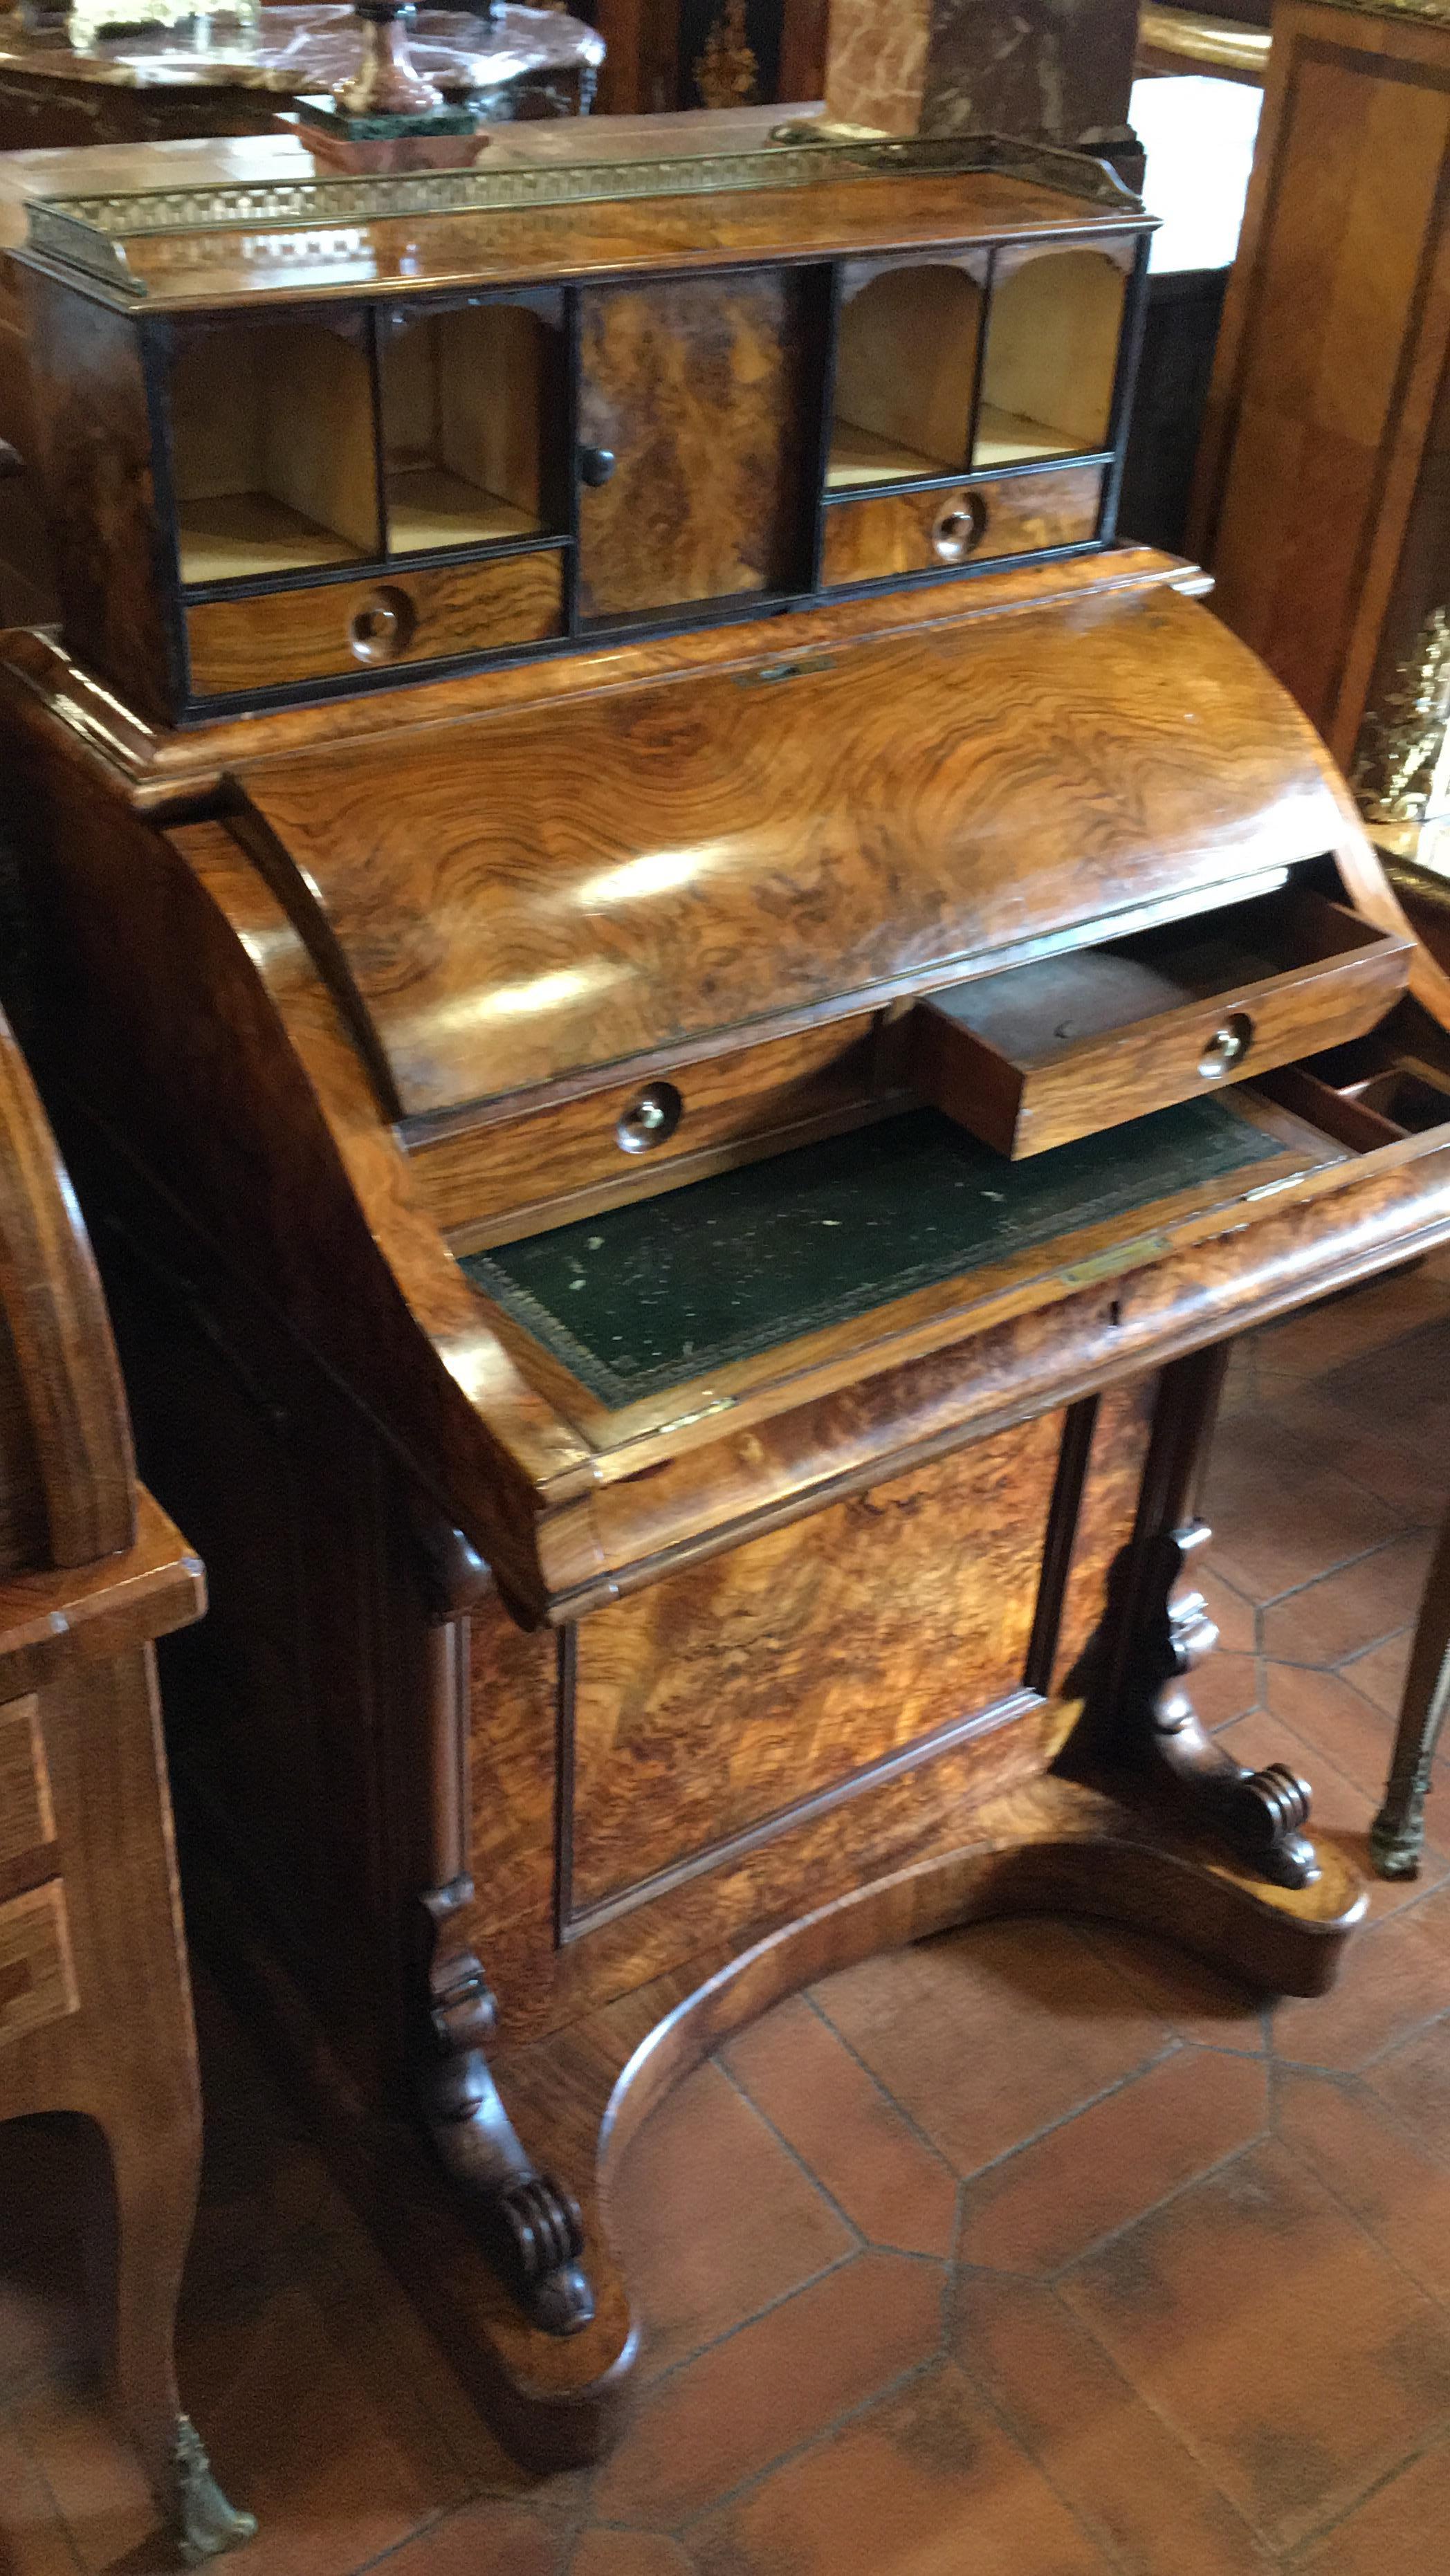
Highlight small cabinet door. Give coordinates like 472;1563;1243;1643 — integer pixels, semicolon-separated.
575;272;819;620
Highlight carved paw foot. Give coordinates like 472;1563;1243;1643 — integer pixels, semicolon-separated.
172;2418;257;2564
491;2174;595;2336
1205;1758;1319;1890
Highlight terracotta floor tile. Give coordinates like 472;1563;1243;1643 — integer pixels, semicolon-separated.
1192;1648;1261;1730
1215;1710;1438;1921
356;2498;559;2576
1341;1630;1416;1718
1201;1567;1258;1655
1059;2136;1450;2554
8;2389;157;2575
1275;1406;1450;1520
1260;1532;1436;1669
719;1996;957;2256
0;2415;84;2576
1276;2066;1450;2304
154;2267;468;2576
951;2272;1272;2575
1250;1275;1450;1383
571;2537;694;2576
1261;1662;1399;1801
688;2358;1112;2575
1364;2018;1450;2162
595;2249;943;2526
1202;1417;1404;1603
185;1978;347;2322
609;2061;854;2382
0;2254;90;2406
1079;1925;1269;2052
1298;2431;1450;2572
956;2049;1269;2276
296;2200;526;2497
1271;1882;1450;2070
811;1920;1176;2178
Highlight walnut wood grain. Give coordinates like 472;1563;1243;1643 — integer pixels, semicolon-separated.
0;548;1207;804
821;463;1104;585
237;583;1351;1119
576;272;814;616
567;1415;1062;1917
185;549;567;699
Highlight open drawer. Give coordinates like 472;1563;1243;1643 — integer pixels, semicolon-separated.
910;887;1413;1159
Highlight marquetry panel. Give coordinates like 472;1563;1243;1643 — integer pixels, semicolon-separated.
565;1408;1065;1920
0;1881;78;2050
0;1695;57;1900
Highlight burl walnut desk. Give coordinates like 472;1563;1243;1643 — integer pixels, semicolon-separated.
0;1000;253;2557
6;116;1450;2464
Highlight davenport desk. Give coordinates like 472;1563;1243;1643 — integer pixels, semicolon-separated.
6;116;1450;2463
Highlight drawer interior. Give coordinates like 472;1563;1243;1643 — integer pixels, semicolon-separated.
911;886;1411;1157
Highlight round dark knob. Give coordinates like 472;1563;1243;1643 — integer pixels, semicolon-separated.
347;585;414;666
1197;1011;1253;1080
579;446;617;488
931;494;984;564
616;1081;682;1154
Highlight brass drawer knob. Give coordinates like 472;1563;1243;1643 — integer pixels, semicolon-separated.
1198;1013;1253;1079
616;1081;682;1153
932;495;985;564
349;586;415;665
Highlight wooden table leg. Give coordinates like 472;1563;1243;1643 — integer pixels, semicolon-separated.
1372;1508;1450;1877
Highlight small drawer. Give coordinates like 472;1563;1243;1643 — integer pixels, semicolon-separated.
910;889;1414;1159
418;1013;888;1250
186;546;566;697
0;1881;77;2052
821;465;1103;588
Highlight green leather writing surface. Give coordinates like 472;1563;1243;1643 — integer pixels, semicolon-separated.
463;1099;1294;1407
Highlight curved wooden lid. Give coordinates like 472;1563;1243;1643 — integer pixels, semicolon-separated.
237;581;1351;1122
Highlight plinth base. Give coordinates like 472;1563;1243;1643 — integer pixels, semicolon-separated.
197;1769;1365;2474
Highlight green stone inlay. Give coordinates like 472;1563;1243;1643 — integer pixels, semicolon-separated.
462;1099;1293;1410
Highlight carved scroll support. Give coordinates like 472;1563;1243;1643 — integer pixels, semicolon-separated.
1064;1345;1319;1890
412;1514;594;2337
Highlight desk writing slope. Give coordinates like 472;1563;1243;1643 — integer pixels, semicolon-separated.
5;113;1450;2472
